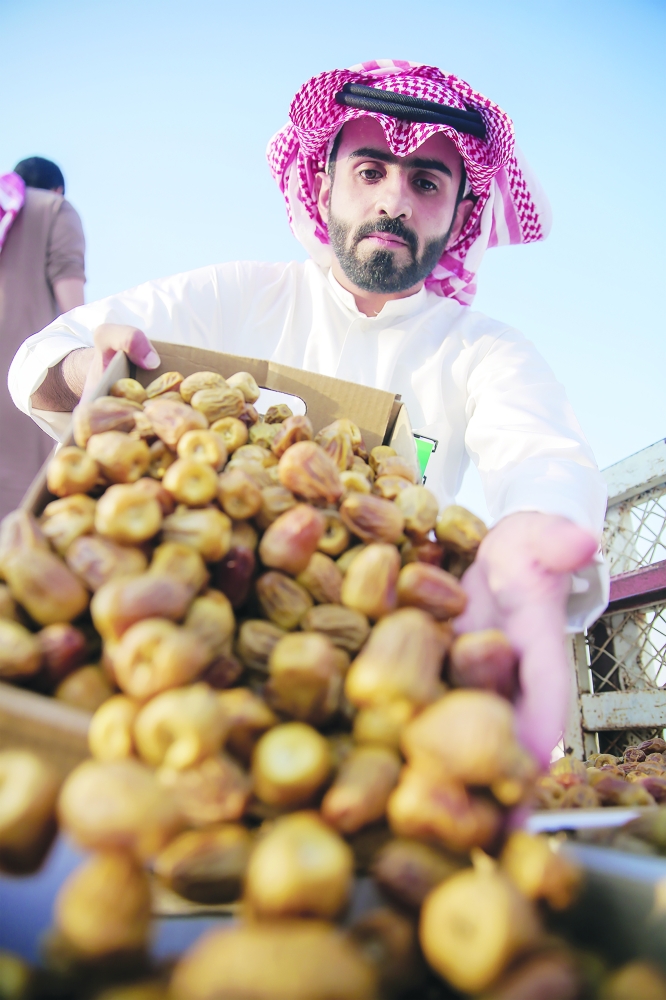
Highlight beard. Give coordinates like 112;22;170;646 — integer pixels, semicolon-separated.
328;213;453;294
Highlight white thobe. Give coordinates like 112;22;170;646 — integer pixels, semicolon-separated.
8;259;608;628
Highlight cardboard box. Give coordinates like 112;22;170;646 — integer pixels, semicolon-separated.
4;341;419;771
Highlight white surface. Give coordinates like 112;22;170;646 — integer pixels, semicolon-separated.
604;439;666;507
526;807;643;833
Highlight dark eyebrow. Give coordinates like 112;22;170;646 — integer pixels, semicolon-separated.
348;146;453;178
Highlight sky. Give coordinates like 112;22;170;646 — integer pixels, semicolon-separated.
2;0;665;517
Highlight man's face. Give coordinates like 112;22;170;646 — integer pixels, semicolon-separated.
318;118;471;295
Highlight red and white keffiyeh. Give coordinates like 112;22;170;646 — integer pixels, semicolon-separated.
267;60;552;306
0;172;25;255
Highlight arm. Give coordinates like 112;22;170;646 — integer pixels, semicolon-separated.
30;325;160;411
458;330;608;765
53;277;85;314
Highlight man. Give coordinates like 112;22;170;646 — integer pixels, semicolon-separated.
0;156;85;517
8;61;607;765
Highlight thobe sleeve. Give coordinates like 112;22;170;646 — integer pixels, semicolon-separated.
45;200;86;288
464;327;609;631
7;264;245;441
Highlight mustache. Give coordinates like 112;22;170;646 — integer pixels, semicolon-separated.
351;217;419;256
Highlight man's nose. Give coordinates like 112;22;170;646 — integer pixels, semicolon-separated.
374;173;413;220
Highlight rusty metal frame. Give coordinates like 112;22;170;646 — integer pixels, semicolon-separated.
566;440;666;756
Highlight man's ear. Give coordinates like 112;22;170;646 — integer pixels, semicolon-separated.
447;197;475;247
315;170;332;225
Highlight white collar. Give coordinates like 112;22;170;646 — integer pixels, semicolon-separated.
325;268;430;321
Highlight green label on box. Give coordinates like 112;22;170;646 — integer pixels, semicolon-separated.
414;435;437;481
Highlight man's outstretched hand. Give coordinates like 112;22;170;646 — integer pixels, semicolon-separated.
80;324;161;401
454;512;599;768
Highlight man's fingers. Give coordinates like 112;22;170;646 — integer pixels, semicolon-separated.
535;519;598;575
453;561;503;634
509;603;570;768
93;324;160;371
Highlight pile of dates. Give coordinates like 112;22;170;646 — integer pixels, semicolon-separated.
2;367;664;1000
535;736;666;811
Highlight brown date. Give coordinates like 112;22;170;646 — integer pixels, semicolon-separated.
339;493;405;544
162;507;232;563
296;551;343;604
346;607;448;708
271;414;314;458
145;370;185;397
86;431;150;483
163;457;218;506
300;603;370;654
109;377;147;403
210;415;248;453
0;620;42;679
235;619;287;672
341;543;400;620
55;665;114;713
218;467;263;519
394;484;439;536
264;403;293;423
217;687;278;763
227;370;260;403
448;629;518;699
66;535;148;591
154;824;252;904
278;441;343;504
91;573;192;641
256;571;313;630
47;446;100;497
158;753;251;827
111;619;209;700
258;503;325;576
149;541;209;595
177;428;228;470
40;494;97;555
180;371;228;403
3;548;89;625
72;396;141;447
435;504;487;554
94;483;163;544
191;386;245;422
38;622;87;684
143;396;208;448
266;631;342;725
212;546;256;609
396;561;467;620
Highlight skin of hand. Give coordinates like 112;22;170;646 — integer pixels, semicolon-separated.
31;324;160;411
53;277;85;314
453;511;599;768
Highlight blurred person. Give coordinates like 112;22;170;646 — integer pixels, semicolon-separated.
0;157;85;517
9;62;607;765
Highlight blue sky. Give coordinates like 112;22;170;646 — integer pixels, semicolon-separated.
3;0;665;513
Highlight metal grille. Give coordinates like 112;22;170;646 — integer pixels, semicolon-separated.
586;603;666;694
598;728;663;756
603;484;666;574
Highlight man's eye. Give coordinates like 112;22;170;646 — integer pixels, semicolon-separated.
359;169;382;180
414;178;437;191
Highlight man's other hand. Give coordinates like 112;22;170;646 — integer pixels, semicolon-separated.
81;324;160;401
454;512;598;768
31;324;161;411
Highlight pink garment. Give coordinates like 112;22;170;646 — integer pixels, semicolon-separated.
0;173;26;254
267;60;552;306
